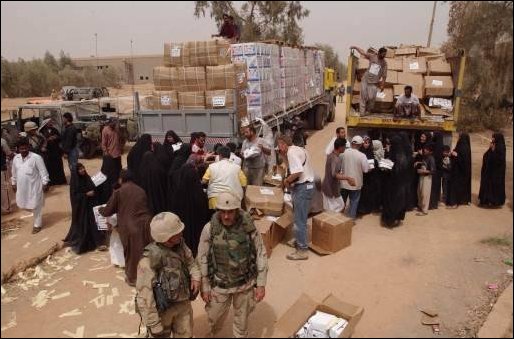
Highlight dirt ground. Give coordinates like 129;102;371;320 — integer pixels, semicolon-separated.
1;99;513;338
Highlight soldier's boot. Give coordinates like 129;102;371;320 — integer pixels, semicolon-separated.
286;249;309;261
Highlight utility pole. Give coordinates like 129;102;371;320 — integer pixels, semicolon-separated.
95;33;98;70
427;1;437;47
131;39;135;117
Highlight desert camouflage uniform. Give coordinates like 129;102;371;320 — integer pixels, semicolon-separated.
197;210;268;338
136;240;200;338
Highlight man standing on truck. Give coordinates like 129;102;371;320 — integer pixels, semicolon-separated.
350;46;388;115
241;126;270;186
395;85;421;119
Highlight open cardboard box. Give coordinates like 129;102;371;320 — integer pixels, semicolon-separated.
275;293;364;338
254;213;291;257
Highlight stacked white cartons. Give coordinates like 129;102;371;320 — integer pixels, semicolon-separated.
314;50;325;97
304;49;317;100
232;43;278;120
280;46;301;110
270;44;281;116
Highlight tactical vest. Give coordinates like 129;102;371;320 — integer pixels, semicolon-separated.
143;240;191;308
208;210;257;289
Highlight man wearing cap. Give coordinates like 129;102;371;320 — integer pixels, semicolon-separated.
350;46;388;115
340;136;370;220
23;121;46;155
197;191;268;338
11;137;49;234
136;212;201;338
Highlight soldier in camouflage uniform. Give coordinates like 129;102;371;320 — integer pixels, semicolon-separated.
197;191;268;338
136;212;201;338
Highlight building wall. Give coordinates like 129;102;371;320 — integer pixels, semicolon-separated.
72;55;162;84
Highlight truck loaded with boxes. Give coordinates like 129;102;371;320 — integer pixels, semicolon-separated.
346;44;467;146
136;38;334;145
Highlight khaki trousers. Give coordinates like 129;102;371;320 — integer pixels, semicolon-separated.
147;301;193;338
418;175;432;213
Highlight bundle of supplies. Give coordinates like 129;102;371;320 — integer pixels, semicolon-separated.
295;311;348;338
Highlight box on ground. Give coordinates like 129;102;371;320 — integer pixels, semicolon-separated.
424;76;454;97
310;212;354;255
275;293;364;338
245;185;284;217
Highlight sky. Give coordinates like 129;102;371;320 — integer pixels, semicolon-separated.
1;1;450;61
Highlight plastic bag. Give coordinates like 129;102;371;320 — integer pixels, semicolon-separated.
255;117;276;169
109;229;125;267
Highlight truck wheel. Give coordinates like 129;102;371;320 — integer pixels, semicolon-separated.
80;139;97;159
314;105;326;130
328;99;336;122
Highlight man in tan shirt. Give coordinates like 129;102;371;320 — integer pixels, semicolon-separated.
100;118;122;201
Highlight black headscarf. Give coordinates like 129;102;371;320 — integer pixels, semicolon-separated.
358;136;381;215
447;133;472;206
139;151;168;215
169;143;192;174
170;163;210;256
399;131;417;211
163;130;182;145
153;142;172;172
429;132;445;209
64;163;105;254
478;132;506;207
127;134;152;185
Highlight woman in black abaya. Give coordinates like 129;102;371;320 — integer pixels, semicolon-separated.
381;134;410;228
64;163;105;254
447;133;472;208
429;132;444;209
163;130;182;160
139;150;168;215
399;131;416;211
127;134;152;186
39;120;67;185
358;136;380;215
479;132;506;207
170;163;210;256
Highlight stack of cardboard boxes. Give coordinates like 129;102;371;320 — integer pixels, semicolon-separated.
353;45;455;115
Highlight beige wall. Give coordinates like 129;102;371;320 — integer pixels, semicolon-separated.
72;55;162;84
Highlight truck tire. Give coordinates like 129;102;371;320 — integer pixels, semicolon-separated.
328;99;336;122
79;139;97;159
314;105;326;130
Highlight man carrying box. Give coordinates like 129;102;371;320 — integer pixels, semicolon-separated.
394;85;421;119
350;46;388;115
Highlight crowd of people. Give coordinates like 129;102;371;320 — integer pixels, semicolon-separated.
0;113;508;337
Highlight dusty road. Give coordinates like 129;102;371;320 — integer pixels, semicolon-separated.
1;100;513;338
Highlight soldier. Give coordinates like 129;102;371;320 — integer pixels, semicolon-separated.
197;191;268;338
135;212;201;338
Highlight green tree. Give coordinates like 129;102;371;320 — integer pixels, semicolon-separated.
58;50;74;70
444;1;513;131
43;51;59;73
194;1;309;45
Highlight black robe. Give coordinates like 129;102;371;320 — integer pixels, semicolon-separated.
479;133;506;207
400;132;417;211
429;132;444;209
41;127;66;185
127;134;152;186
447;133;472;206
64;169;105;254
167;143;192;211
140;151;169;215
381;135;409;227
358;145;380;215
170;163;210;256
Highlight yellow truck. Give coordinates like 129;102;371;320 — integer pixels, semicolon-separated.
345;49;466;145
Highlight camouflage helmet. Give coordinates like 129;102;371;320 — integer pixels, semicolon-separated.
150;212;185;243
24;121;38;132
216;191;241;210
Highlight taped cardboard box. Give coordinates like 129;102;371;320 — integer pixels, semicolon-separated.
164;39;231;67
275;293;364;338
245;185;284;217
146;91;178;110
397;72;425;99
417;47;441;57
310;212;354;255
385;70;398;85
375;88;394;103
178;91;205;110
395;46;418;56
154;66;206;92
424;76;454;97
427;59;452;75
205;89;235;109
402;57;427;74
385;58;403;71
154;66;179;91
206;63;247;91
163;42;186;67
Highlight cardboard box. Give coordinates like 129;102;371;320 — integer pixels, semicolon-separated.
385;58;403;71
275;294;364;338
154;66;206;92
385;70;398;84
395;46;417;56
310;212;354;255
146;90;178;110
254;219;274;257
352;81;361;94
397;72;425;98
164;40;231;67
205;89;235;109
178;91;205;110
357;57;369;71
417;47;441;57
427;59;452;75
245;185;284;217
393;84;407;97
402;57;427;74
385;47;395;58
206;63;247;91
375;88;394;103
424;76;454;97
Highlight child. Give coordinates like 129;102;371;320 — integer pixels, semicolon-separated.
415;144;435;216
441;145;452;204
